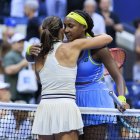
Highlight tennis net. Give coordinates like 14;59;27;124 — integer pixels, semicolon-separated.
0;103;140;140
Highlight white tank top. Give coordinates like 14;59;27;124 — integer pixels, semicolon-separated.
39;42;77;100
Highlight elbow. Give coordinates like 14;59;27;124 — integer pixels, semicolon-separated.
106;35;113;44
102;34;113;46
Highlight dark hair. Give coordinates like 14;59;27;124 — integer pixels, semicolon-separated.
133;18;140;29
73;10;94;37
40;16;63;56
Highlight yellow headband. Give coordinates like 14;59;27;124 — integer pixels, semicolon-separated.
66;12;88;29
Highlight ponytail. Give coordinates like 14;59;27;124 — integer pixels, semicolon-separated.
40;16;63;57
40;28;54;57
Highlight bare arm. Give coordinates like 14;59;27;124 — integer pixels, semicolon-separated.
95;47;125;96
34;54;45;81
68;34;112;52
4;59;28;75
26;34;112;64
35;67;40;82
95;48;131;111
57;34;112;68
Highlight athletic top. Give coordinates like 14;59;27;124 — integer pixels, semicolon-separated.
39;42;77;99
76;50;104;83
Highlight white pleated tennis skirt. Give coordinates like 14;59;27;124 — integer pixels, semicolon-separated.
32;98;83;135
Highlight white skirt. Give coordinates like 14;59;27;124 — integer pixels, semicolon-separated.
32;98;83;135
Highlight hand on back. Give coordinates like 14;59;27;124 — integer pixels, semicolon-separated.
29;44;42;56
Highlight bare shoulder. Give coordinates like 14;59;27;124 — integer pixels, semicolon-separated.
93;47;111;60
60;39;82;50
57;43;72;58
56;43;79;66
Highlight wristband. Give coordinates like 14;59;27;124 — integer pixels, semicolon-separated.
118;95;126;103
26;46;31;55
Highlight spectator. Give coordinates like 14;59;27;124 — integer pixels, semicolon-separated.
2;33;28;102
0;82;11;125
24;0;41;41
3;18;17;43
45;0;67;20
0;109;33;139
10;0;25;17
0;41;11;58
0;82;11;103
133;19;140;82
67;0;85;14
0;0;11;24
0;41;11;82
38;0;47;17
84;0;106;35
98;0;123;48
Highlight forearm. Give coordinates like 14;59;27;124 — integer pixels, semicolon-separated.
114;74;129;111
5;63;23;75
74;34;112;51
114;74;126;96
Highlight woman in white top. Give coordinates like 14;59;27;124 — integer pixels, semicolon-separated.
32;16;112;140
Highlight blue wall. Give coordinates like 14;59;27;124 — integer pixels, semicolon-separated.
113;0;140;23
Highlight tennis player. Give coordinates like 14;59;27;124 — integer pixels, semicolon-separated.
31;16;112;140
64;10;129;140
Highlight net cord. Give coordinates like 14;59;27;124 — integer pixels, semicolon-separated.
0;102;140;116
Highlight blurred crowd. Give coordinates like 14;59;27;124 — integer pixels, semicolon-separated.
0;0;139;107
